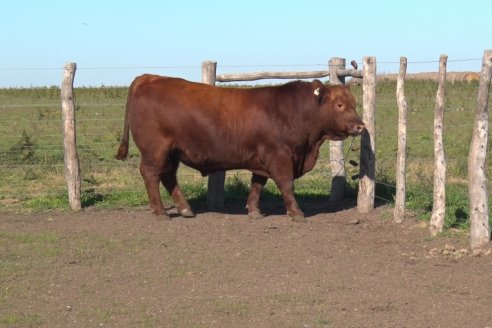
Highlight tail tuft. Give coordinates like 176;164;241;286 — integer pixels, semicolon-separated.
115;143;128;160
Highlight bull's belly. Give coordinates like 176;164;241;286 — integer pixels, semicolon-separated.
177;150;266;177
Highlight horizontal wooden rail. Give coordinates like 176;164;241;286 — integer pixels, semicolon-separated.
216;68;361;82
337;69;363;78
216;70;329;82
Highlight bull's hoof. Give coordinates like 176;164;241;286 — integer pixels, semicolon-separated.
248;210;264;220
290;214;307;222
155;213;171;221
150;208;171;220
180;208;195;218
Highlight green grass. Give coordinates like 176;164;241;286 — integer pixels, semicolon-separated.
0;81;491;230
350;79;492;228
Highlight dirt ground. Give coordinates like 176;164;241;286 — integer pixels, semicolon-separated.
1;203;491;328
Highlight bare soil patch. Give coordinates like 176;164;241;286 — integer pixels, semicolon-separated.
1;205;491;327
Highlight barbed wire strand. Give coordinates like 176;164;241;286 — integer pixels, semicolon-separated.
0;57;483;71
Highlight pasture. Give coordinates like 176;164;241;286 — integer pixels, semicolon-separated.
1;79;492;327
0;79;490;227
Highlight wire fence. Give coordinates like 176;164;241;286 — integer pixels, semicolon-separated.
1;56;484;87
0;57;483;71
0;58;490;214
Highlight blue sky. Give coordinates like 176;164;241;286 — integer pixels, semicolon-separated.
1;0;490;87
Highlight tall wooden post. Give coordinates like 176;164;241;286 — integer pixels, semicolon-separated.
357;56;376;213
468;49;492;249
202;61;225;211
429;55;448;236
61;62;82;211
394;57;408;223
328;57;347;202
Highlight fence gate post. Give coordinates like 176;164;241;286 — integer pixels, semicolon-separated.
328;57;347;202
430;54;448;235
357;56;376;213
394;57;408;223
61;62;82;211
202;60;225;211
468;49;492;249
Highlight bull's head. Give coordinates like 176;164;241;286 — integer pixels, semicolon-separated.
316;84;365;140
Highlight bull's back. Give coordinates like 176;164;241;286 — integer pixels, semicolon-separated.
126;75;270;172
131;75;279;135
128;75;239;118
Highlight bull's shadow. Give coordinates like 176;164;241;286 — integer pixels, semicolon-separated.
185;180;360;218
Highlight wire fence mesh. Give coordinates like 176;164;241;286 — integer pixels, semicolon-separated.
0;59;490;219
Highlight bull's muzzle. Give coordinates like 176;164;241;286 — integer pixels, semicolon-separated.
350;122;366;136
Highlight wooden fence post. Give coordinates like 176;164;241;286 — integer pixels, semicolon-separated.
202;60;225;211
429;55;448;235
328;57;347;202
468;49;492;249
61;62;82;211
394;57;408;223
357;56;376;213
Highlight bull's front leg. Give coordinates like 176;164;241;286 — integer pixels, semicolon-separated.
268;162;306;222
276;179;305;222
246;173;268;220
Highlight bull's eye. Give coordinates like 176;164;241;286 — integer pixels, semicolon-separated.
336;103;344;110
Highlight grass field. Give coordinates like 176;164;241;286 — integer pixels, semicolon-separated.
0;80;491;229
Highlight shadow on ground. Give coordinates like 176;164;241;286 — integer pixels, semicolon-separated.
187;187;363;219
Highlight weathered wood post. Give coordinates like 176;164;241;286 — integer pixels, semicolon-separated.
468;49;492;249
328;57;346;202
429;55;448;235
61;62;82;211
202;60;225;211
357;56;376;213
394;57;408;223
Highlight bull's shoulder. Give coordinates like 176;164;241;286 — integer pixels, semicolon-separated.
279;79;323;92
267;80;325;113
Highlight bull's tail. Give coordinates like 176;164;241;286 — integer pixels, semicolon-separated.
115;88;132;160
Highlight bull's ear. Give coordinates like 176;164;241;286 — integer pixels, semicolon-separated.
312;81;324;104
314;87;324;104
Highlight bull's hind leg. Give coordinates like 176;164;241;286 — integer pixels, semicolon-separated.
246;173;268;220
161;156;194;218
138;142;174;220
140;159;169;219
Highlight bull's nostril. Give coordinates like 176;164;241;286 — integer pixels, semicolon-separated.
349;124;364;136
